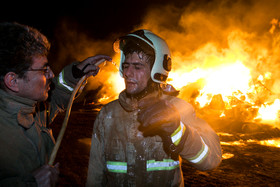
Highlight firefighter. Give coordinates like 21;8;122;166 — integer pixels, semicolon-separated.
0;22;111;187
86;29;222;186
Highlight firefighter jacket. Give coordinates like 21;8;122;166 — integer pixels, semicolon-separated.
0;63;81;186
86;90;222;187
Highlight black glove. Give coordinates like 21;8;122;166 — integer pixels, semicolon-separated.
72;64;87;79
138;99;188;154
72;55;111;78
32;163;59;187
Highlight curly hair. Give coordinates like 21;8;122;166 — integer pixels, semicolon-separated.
122;38;155;69
0;22;50;87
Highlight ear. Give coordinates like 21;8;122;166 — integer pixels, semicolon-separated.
4;72;19;92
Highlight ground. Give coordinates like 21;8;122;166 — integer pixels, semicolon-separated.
51;103;280;186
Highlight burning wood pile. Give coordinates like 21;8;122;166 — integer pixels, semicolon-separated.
95;26;280;129
88;17;280;155
52;1;280;185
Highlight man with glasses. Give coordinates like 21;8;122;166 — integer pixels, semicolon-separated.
0;22;111;186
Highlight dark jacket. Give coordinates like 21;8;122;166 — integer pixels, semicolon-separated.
0;63;80;186
86;91;222;187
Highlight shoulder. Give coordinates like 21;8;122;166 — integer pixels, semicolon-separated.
101;99;120;110
98;99;122;117
163;95;195;114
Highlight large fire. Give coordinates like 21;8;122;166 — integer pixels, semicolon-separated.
168;59;252;108
66;1;278;131
96;26;280;126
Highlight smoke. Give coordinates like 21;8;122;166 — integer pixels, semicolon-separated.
51;0;280;109
49;20;123;102
132;0;280;126
138;0;280;66
50;20;115;73
134;0;280;105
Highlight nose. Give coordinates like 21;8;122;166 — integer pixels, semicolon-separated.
46;68;55;79
123;65;134;78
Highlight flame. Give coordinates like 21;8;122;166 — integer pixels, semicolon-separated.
255;99;280;123
49;1;280;156
169;60;252;108
257;138;280;148
97;33;280;123
222;153;234;160
95;58;125;104
221;138;280;148
75;1;280;125
166;34;280;124
220;141;246;146
98;95;110;103
96;70;124;104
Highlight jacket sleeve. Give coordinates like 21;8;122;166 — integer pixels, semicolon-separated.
48;62;82;124
171;97;222;171
86;107;107;187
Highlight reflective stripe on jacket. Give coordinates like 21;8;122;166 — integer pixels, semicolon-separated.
86;91;222;187
106;159;180;173
0;63;79;186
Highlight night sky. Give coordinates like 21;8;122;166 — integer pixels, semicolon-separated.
2;0;277;73
1;0;194;39
0;0;196;72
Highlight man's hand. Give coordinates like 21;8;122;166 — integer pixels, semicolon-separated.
32;163;59;187
138;98;187;154
138;99;180;137
73;55;112;78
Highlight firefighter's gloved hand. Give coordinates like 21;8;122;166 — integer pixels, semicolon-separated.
138;99;187;154
72;54;112;78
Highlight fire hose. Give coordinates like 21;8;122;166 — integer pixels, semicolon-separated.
48;59;106;165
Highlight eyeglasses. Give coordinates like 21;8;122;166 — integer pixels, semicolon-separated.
27;66;51;74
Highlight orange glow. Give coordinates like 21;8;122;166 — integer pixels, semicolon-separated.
255;99;280;123
219;138;280;149
257;138;280;148
170;60;252;108
98;33;280;123
222;153;234;160
220;141;246;146
82;1;280;125
97;70;124;104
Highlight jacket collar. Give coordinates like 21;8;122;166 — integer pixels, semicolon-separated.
118;90;161;112
0;89;37;129
118;91;138;112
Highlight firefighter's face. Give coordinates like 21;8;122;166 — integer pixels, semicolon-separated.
122;52;151;95
17;55;54;101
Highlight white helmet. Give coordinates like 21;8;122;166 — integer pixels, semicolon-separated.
113;29;172;84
